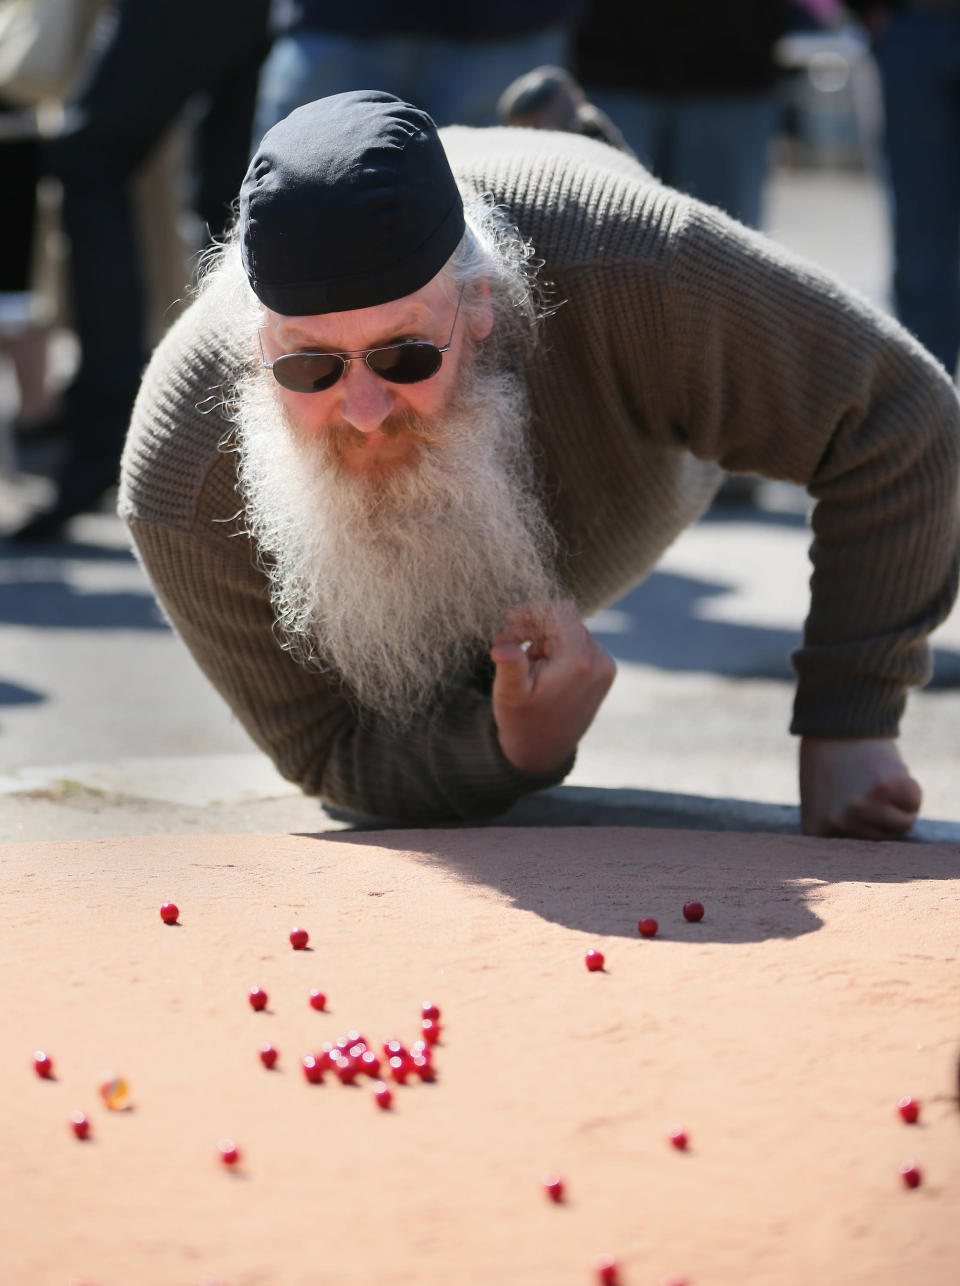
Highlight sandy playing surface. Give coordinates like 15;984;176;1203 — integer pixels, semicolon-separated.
2;826;958;1286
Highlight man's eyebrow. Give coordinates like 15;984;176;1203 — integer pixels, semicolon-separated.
277;311;431;349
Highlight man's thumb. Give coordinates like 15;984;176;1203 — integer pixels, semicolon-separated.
490;641;530;696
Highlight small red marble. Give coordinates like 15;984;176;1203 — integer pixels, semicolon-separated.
388;1055;411;1083
682;900;704;923
249;987;268;1011
359;1050;381;1077
308;990;326;1011
542;1174;564;1202
259;1044;278;1069
422;1002;441;1021
69;1111;91;1140
899;1161;922;1189
585;949;605;972
373;1081;393;1109
302;1054;324;1084
333;1055;358;1084
897;1096;920;1124
595;1254;619;1284
160;902;179;925
638;917;659;938
344;1047;367;1076
33;1051;53;1079
420;1019;441;1045
669;1127;688;1150
289;927;309;950
411;1054;435;1081
218;1138;240;1166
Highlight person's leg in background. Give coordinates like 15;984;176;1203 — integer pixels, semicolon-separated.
0;105;61;439
668;92;779;229
580;86;669;179
252;23;571;146
12;0;270;541
12;3;197;539
875;12;960;379
194;1;271;241
251;33;408;150
417;24;571;126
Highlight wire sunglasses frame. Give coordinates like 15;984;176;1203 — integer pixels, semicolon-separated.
258;284;465;394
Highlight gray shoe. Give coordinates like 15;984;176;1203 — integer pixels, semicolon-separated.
497;65;635;157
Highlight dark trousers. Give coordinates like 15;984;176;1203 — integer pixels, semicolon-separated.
43;0;270;486
875;11;960;378
0;99;39;295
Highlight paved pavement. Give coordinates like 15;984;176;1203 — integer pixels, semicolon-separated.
2;163;959;844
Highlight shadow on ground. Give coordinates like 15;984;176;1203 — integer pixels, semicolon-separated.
0;679;44;707
590;572;960;685
319;782;960;845
303;799;960;944
0;535;167;630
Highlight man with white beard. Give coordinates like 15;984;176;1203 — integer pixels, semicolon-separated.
120;90;960;838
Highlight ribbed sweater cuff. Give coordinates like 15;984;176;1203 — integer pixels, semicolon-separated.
790;678;906;740
425;699;577;822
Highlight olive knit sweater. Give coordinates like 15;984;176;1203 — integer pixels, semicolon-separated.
119;127;960;823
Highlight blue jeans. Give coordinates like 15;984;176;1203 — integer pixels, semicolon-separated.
583;87;778;230
252;25;570;147
875;12;960;378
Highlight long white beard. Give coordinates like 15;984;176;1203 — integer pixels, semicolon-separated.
232;351;561;727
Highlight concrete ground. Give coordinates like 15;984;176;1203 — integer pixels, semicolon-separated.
2;162;960;844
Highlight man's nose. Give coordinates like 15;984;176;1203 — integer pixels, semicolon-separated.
335;360;393;434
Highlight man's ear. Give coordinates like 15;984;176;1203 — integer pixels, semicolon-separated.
468;278;495;342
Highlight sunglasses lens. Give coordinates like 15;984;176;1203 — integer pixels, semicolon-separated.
272;353;344;393
367;342;443;384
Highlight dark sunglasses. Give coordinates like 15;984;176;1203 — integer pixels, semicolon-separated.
258;285;465;394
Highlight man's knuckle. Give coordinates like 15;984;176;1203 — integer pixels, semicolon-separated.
598;652;617;681
570;655;593;682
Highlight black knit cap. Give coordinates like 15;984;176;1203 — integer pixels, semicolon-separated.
239;90;465;316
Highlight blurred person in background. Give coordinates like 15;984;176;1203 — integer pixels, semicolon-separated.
251;0;584;143
0;102;60;444
570;0;801;232
8;0;271;543
0;0;104;451
499;2;841;504
847;0;960;381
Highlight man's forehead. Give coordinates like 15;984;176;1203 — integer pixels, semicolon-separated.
269;288;441;347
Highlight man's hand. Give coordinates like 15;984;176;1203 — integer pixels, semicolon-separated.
799;736;922;840
490;599;616;776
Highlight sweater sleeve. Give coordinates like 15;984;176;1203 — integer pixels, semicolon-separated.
651;204;960;737
124;511;572;823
